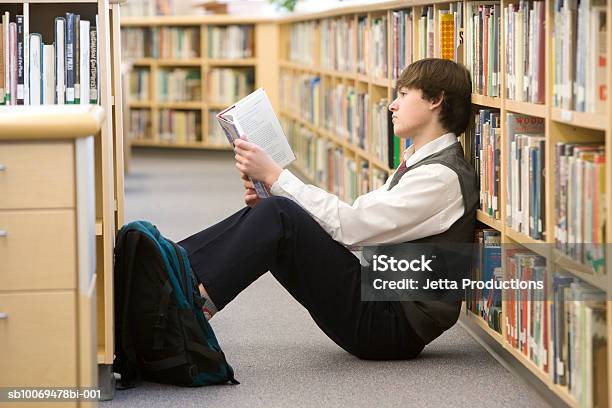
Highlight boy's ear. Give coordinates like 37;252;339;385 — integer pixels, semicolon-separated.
429;91;444;110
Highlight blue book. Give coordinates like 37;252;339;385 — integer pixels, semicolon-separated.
65;13;75;104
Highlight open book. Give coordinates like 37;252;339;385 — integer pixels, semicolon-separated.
216;87;295;198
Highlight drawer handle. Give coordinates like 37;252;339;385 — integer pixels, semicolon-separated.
0;164;5;171
0;230;6;238
0;312;8;320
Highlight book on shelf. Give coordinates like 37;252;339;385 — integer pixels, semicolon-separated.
553;0;607;113
122;26;200;60
0;11;98;106
467;229;502;333
158;109;200;143
391;9;413;80
506;0;545;104
369;15;387;79
505;113;545;239
208;25;254;60
357;16;369;75
466;1;501;97
467;109;501;220
157;68;201;102
289;21;316;67
208;67;254;105
417;6;434;60
216;88;296;198
129;68;150;101
129;109;152;141
555;142;606;272
550;274;607;407
321;17;355;73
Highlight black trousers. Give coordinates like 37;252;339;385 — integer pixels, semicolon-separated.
178;196;425;360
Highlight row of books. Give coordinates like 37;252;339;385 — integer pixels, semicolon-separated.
466;2;501;97
283;116;392;198
128;109;151;141
129;69;149;101
553;0;607;113
555;142;606;273
0;12;98;105
390;10;413;80
422;5;464;62
157;68;201;102
122;0;176;17
158;109;200;143
281;71;411;169
505;1;545;104
283;118;318;182
506;113;546;240
468;229;608;408
315;138;367;203
466;229;502;332
551;273;607;408
207;25;254;59
288;21;316;67
504;249;547;370
320;17;355;73
122;26;200;59
467;109;501;220
207;67;254;105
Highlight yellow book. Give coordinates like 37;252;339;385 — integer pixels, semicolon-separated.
439;12;455;60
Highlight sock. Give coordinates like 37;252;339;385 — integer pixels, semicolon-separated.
198;283;218;321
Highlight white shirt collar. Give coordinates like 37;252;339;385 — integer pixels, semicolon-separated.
403;133;458;167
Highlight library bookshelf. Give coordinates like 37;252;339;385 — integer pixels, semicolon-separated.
0;0;125;398
276;0;612;407
121;15;279;149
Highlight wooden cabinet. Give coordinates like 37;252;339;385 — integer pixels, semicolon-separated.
0;105;104;408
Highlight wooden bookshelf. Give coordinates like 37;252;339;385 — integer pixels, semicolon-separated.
276;2;612;407
0;0;125;399
121;16;279;149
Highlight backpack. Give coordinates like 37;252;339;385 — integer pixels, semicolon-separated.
112;221;239;388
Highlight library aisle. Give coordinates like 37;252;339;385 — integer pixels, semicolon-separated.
106;148;550;408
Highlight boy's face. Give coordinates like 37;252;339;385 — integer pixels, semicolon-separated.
388;87;436;139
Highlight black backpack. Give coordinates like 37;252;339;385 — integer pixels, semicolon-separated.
113;221;238;388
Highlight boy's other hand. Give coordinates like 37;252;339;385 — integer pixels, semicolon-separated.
241;172;260;207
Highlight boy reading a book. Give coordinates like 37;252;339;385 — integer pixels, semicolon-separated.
179;58;477;359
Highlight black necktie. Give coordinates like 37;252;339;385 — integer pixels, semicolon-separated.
387;161;409;190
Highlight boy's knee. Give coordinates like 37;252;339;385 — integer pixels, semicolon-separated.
255;196;301;215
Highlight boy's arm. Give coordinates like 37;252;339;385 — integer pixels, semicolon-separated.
270;165;465;247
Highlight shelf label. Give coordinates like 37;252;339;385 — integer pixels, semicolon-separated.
560;109;572;122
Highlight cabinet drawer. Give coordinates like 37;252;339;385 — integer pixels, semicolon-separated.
0;291;77;387
0;142;75;209
0;211;76;291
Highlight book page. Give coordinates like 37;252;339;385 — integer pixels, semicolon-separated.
231;88;296;168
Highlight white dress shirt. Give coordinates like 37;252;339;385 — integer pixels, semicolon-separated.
270;133;465;249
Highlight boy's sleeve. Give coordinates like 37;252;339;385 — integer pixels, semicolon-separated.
270;166;464;247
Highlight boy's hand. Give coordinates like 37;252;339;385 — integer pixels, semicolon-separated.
234;136;282;188
241;172;260;207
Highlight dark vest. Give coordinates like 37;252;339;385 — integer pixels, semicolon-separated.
389;142;478;344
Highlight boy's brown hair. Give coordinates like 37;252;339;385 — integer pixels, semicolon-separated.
396;58;472;136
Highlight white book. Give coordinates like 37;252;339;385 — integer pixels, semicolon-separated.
79;20;89;105
2;12;8;103
216;87;296;198
42;44;54;104
28;33;41;105
23;8;28;104
55;17;65;104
